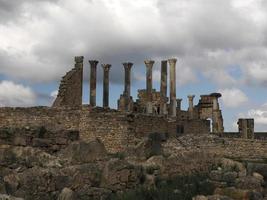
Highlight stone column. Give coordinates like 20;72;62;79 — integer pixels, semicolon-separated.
123;62;133;97
102;64;111;108
177;98;182;110
188;95;195;119
89;60;98;107
144;60;155;94
160;60;167;98
168;58;177;117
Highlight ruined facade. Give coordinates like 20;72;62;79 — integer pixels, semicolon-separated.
52;56;83;107
238;118;254;139
0;55;265;152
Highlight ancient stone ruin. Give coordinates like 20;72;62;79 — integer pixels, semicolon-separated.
0;56;266;153
1;56;267;200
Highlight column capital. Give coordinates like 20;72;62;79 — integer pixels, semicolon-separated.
102;64;112;71
75;56;84;63
144;60;155;67
161;60;167;64
168;58;177;65
177;98;183;102
89;60;99;66
187;95;195;100
122;62;133;70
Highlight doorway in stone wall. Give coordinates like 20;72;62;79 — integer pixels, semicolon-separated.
207;118;213;132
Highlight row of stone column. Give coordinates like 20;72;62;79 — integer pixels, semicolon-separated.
89;61;133;108
89;58;178;113
89;61;111;108
144;59;177;117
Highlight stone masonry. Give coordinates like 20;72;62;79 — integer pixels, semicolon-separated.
52;56;83;108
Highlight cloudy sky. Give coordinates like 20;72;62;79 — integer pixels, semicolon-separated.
0;0;267;131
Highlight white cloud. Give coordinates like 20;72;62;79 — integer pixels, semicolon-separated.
50;90;58;99
0;81;36;107
219;88;248;108
238;102;267;131
0;0;267;87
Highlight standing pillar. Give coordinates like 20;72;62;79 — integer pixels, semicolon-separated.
102;64;111;108
89;60;98;107
123;62;133;97
160;60;167;98
188;95;195;119
160;60;168;115
144;60;154;114
168;58;177;117
176;98;182;110
144;60;155;94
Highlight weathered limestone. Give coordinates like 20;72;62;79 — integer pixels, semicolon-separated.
144;60;155;114
159;60;168;115
123;62;133;97
188;95;195;119
168;58;177;117
160;60;167;98
188;95;195;111
197;93;224;133
52;56;83;108
118;63;134;112
238;119;254;139
89;60;99;107
213;97;219;110
144;60;155;94
102;64;112;108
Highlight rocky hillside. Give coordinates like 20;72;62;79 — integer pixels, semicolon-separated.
0;128;267;200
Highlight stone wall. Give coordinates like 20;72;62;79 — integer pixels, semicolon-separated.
222;131;267;140
179;119;210;135
79;108;131;152
0;106;211;153
0;107;80;131
0;127;79;153
52;56;83;107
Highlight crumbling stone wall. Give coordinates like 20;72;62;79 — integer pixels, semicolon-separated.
134;89;167;114
0;106;211;153
52;56;83;107
0;107;80;131
196;93;224;133
0;127;79;153
79;108;131;152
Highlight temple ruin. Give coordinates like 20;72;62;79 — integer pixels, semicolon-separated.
52;56;225;134
0;56;265;152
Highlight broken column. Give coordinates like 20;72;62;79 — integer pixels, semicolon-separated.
144;60;155;114
168;58;177;117
102;64;111;108
160;60;168;115
188;95;195;119
176;98;182;110
210;93;224;133
89;60;98;107
238;119;254;139
118;62;134;112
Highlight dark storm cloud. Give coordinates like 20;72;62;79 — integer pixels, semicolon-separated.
0;0;267;87
0;0;59;23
